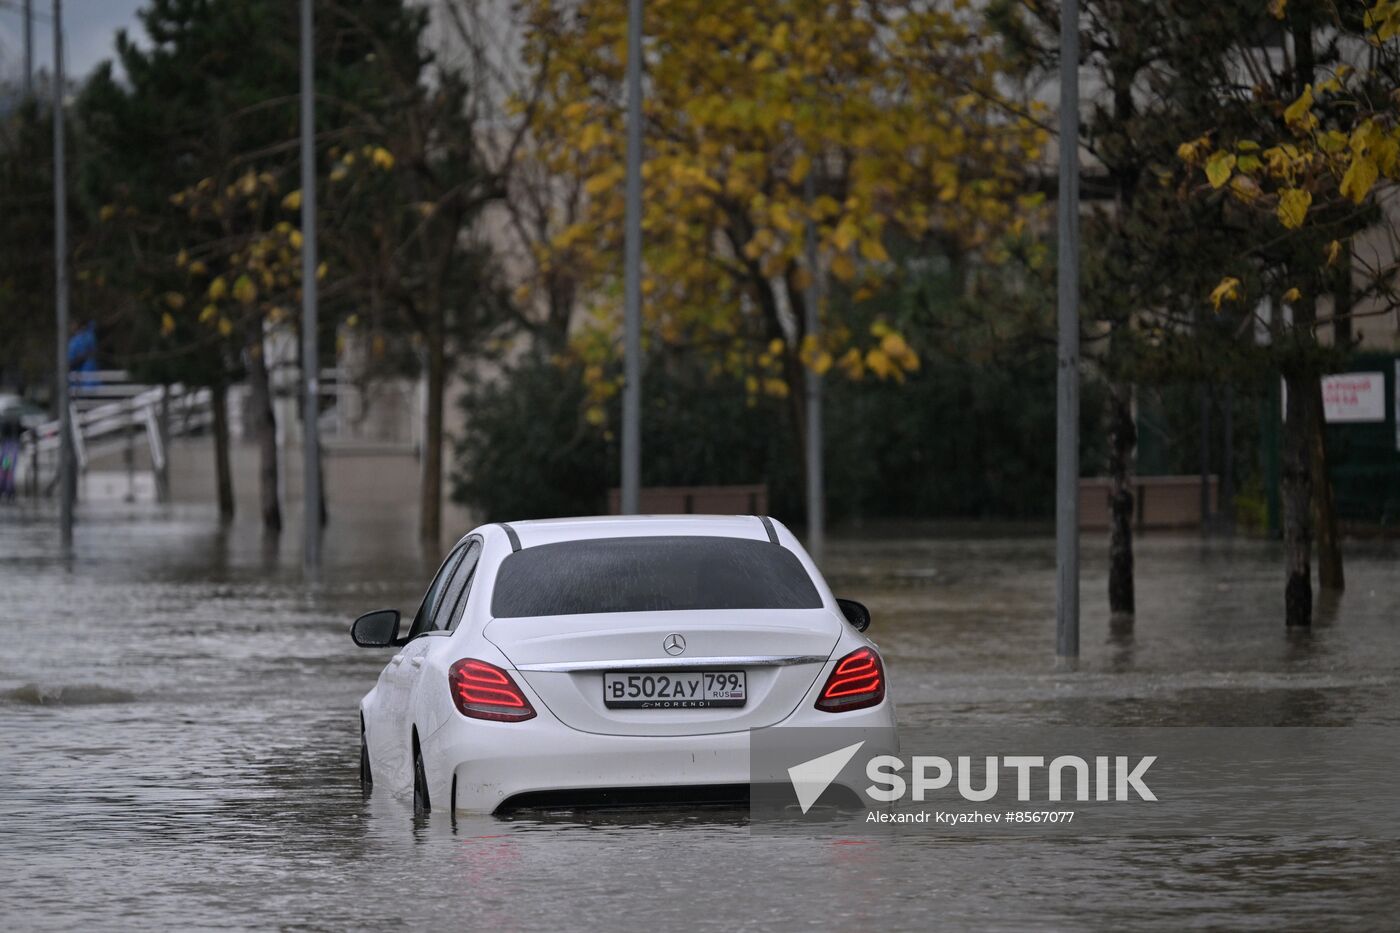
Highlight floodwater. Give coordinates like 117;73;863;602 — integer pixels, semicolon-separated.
2;506;1397;931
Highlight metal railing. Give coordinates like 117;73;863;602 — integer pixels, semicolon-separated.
20;372;211;498
16;368;423;498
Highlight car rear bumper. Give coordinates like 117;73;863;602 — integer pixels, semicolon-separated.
423;701;896;814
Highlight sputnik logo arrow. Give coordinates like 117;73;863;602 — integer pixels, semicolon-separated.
787;741;865;814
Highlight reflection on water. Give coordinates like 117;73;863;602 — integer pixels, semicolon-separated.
1;505;1398;930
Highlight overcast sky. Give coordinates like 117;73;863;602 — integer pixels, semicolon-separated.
0;0;146;84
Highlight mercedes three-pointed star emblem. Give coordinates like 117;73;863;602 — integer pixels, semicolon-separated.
663;633;686;656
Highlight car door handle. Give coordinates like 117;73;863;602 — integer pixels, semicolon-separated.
409;657;423;669
390;655;405;666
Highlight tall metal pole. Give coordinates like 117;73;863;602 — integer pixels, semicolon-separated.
620;0;643;515
803;170;824;562
299;0;322;568
1055;0;1080;659
24;0;34;100
53;0;74;547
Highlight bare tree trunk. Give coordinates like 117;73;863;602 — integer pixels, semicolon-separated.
420;321;445;543
1198;385;1212;532
783;346;810;510
210;379;234;521
1108;384;1135;619
1220;385;1235;534
1307;378;1344;590
1282;15;1315;627
245;339;281;534
1281;369;1313;626
1314;241;1350;591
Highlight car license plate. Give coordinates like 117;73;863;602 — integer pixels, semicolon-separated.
603;671;747;709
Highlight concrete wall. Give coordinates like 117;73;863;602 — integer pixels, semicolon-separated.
102;435;477;534
1079;475;1219;530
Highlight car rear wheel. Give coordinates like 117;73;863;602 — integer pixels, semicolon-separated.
412;740;430;815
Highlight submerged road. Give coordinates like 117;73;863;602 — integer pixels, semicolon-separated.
2;506;1397;930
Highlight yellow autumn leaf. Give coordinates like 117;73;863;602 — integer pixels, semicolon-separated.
1209;276;1241;311
1318;130;1348;153
578;123;606;153
233;275;257;305
880;332;919;371
768;337;785;356
865;347;895;379
1283;86;1317;132
160;312;176;336
837;347;864;379
831;219;859;251
1269;0;1287;19
316;262;328;281
99;204;118;223
830;253;856;282
788;153;811;185
1176;134;1210;165
1340;155;1379;203
583;172;616;196
330;164;349;183
1325;239;1343;265
1204;151;1236;189
199;304;217;323
585;406;606;427
1282;287;1301;303
859;236;891;263
207;277;228;301
880;332;909;359
163;292;186;310
281;190;302;211
289;230;304;249
217;317;234;337
370;147;395;170
1276;188;1311;229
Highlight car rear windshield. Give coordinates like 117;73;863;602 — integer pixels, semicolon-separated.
491;535;823;617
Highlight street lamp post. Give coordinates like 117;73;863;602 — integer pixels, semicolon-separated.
53;0;74;547
1055;0;1081;660
620;0;643;515
24;0;34;99
300;0;322;568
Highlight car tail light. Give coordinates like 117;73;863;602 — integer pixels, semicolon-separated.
448;659;536;722
815;647;885;712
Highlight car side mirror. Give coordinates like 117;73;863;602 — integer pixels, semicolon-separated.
836;598;871;632
351;609;401;647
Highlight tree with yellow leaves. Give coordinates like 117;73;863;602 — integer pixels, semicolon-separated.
1175;0;1400;624
76;0;494;540
518;0;1047;498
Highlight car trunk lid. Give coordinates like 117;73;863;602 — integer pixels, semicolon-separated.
484;609;841;736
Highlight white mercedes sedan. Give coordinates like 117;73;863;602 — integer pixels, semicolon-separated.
350;515;896;814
